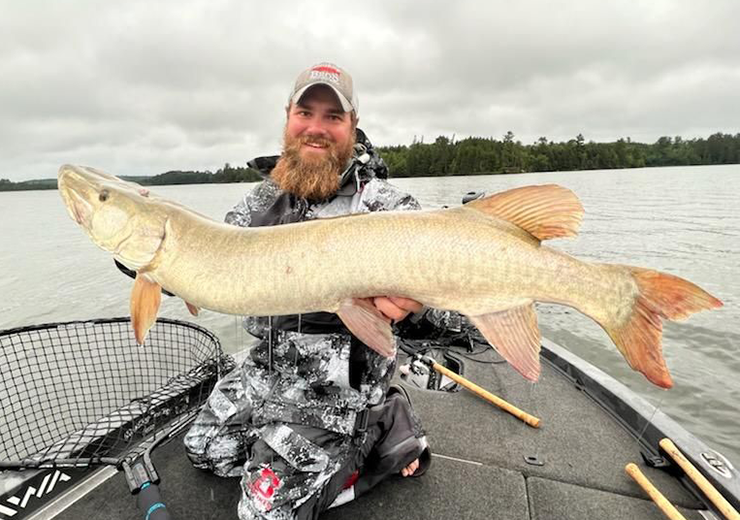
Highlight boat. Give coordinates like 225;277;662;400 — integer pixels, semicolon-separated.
1;313;739;520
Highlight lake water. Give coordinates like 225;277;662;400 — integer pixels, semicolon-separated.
1;165;738;465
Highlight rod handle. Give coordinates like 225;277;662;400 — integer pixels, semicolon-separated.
625;463;687;520
431;361;541;428
659;438;740;520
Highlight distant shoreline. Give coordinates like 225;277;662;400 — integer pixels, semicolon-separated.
3;131;738;192
3;162;737;193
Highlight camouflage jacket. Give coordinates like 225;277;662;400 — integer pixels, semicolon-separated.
227;128;421;430
225;128;419;226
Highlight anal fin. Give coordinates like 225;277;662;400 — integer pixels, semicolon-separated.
336;298;396;357
185;301;200;316
468;304;542;381
131;273;162;345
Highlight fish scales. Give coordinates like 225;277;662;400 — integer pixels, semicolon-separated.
158;207;574;317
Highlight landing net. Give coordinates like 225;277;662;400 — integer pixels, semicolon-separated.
0;317;234;468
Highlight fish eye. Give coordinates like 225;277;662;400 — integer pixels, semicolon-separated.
99;189;109;202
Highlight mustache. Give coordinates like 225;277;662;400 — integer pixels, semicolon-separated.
298;135;333;148
272;127;356;201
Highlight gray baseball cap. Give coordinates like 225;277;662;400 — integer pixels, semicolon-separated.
288;62;358;114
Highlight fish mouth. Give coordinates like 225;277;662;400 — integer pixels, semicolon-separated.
58;165;95;230
70;192;92;227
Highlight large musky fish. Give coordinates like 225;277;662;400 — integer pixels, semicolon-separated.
58;164;722;389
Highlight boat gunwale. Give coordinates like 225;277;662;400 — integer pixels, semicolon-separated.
540;337;740;513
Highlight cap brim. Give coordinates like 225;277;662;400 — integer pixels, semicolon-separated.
291;83;354;113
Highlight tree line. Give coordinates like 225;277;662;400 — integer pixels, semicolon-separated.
0;163;262;191
2;132;738;191
377;131;740;177
124;163;263;186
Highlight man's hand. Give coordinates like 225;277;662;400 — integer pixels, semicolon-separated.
367;296;423;323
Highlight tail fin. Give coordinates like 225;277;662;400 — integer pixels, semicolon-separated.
604;268;722;388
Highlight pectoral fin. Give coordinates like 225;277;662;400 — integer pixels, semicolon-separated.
468;303;542;381
131;273;162;345
336;298;396;357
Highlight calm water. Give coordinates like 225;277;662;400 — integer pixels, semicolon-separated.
1;165;738;465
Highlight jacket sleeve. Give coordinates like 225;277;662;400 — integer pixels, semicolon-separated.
224;195;252;227
224;180;280;227
357;178;422;213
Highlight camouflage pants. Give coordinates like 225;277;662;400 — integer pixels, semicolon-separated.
184;332;396;519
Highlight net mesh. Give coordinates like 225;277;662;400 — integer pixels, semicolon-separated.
0;317;234;467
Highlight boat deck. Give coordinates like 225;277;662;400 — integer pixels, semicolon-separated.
52;343;708;520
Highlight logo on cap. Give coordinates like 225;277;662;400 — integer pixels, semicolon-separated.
290;62;357;113
310;65;340;84
312;65;340;74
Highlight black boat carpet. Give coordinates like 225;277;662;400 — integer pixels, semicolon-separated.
527;476;705;520
53;346;707;519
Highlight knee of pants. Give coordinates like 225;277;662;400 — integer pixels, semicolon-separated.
184;424;235;462
239;436;344;518
183;424;210;459
239;456;294;517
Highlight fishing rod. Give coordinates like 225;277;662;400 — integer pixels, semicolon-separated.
411;353;541;428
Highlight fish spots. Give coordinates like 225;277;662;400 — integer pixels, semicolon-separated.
285;265;293;275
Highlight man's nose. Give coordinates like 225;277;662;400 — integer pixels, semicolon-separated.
304;117;330;136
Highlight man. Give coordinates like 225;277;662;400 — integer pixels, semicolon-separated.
184;63;430;520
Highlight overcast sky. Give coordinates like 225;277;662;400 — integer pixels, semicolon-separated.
2;0;739;181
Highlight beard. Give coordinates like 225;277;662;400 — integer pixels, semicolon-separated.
270;127;355;201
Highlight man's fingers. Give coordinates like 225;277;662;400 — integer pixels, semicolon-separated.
371;296;424;322
388;297;424;314
373;297;408;321
356;297;392;323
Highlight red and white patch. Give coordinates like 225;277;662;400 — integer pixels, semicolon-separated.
247;467;283;512
342;470;360;490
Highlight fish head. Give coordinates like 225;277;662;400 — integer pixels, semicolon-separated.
58;164;168;271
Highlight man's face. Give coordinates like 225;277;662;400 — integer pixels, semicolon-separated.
271;85;356;201
285;85;355;157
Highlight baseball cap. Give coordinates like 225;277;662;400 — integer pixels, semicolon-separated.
288;62;358;114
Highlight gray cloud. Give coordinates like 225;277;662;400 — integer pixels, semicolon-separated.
1;0;738;181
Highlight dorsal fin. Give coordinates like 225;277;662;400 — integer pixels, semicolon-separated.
465;184;584;241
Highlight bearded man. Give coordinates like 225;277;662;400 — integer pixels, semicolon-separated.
184;63;430;520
